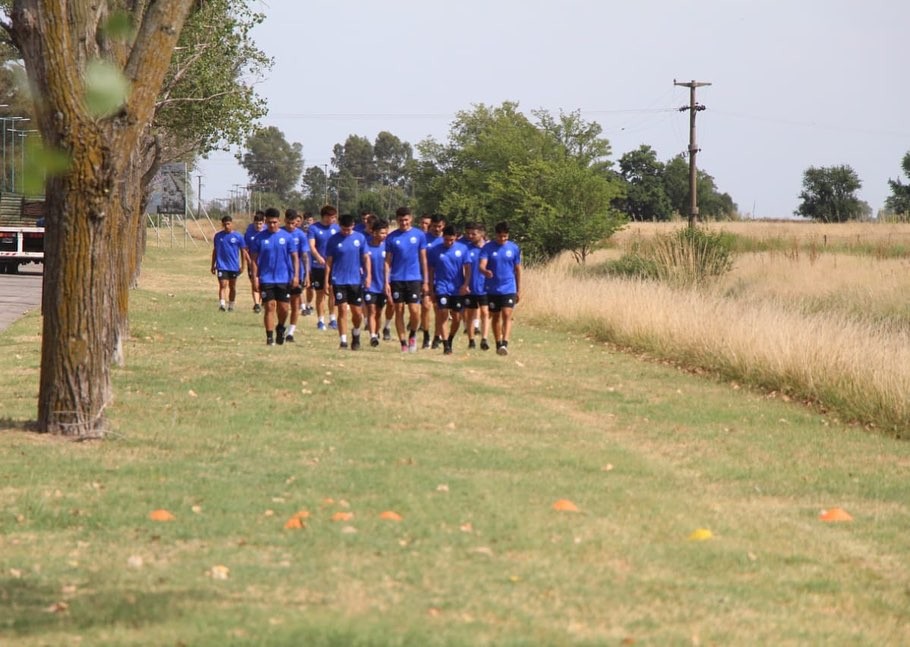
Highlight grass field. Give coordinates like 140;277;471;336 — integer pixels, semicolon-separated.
1;239;910;645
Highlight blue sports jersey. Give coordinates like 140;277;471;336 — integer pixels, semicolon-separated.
325;231;367;285
307;221;340;268
365;240;387;293
244;223;264;248
251;228;298;284
386;228;427;282
480;240;521;295
464;245;487;295
428;241;468;295
354;222;367;234
213;230;246;272
288;228;309;280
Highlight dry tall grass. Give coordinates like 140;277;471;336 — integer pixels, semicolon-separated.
520;261;910;434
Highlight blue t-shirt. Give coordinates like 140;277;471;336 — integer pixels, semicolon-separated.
213;230;246;272
325;231;367;286
480;240;521;295
244;223;264;249
464;245;486;295
386;227;427;282
365;240;387;293
287;228;309;281
251;228;298;284
307;221;340;268
428;241;468;295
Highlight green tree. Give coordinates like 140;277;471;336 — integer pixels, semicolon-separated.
885;152;910;216
6;0;195;436
795;165;865;222
301;164;328;213
418;102;624;262
617;145;671;221
240;126;303;199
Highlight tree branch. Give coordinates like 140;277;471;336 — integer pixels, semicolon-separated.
155;89;239;110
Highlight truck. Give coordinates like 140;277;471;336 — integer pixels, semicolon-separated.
0;193;45;274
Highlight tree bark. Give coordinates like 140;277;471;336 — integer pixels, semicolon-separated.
12;0;194;436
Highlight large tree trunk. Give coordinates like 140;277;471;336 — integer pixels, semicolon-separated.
12;0;194;436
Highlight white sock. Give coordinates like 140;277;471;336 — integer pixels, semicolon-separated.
352;327;360;337
288;324;296;335
219;299;225;307
227;302;234;311
318;316;325;324
340;334;347;343
330;314;337;323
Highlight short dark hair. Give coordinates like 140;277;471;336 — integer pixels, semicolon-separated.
494;221;509;234
395;206;411;218
373;218;389;231
320;205;337;218
442;225;456;237
253;211;265;222
221;215;233;224
338;213;356;228
285;208;298;220
431;213;446;224
265;207;281;220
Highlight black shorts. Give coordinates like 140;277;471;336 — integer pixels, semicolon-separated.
216;270;240;280
289;284;304;296
332;284;363;306
310;267;327;290
261;283;290;303
488;293;517;312
435;294;464;311
463;294;489;309
390;280;422;305
364;291;388;308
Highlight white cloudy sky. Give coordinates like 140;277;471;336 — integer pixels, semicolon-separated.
197;0;909;218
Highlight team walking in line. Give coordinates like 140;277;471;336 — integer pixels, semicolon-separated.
210;205;522;355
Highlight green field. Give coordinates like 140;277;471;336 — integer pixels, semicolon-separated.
1;246;909;645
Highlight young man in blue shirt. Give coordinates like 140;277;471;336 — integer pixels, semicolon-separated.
283;209;310;342
249;207;300;346
462;222;491;350
211;215;249;312
243;211;265;313
363;218;390;347
479;221;521;356
307;205;340;331
427;225;469;355
324;213;370;350
385;206;429;353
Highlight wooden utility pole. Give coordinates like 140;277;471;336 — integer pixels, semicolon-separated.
674;79;711;227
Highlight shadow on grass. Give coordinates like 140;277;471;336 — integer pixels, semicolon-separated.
0;418;39;435
0;577;218;637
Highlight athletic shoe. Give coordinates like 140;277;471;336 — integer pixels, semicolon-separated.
219;305;226;312
400;341;408;353
339;341;349;349
276;325;286;345
317;321;326;331
329;320;338;330
382;328;392;341
422;331;430;349
285;334;295;343
468;339;476;349
253;303;262;314
370;336;380;347
431;336;441;350
351;337;361;351
497;343;508;356
480;338;490;351
267;338;275;346
408;337;417;353
443;341;453;355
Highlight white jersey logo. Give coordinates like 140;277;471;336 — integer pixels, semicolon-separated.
279;238;286;245
353;239;361;247
505;250;513;258
409;236;418;245
454;250;462;258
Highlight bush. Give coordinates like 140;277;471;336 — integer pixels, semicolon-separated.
600;226;734;287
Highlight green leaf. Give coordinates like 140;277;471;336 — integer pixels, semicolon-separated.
84;59;131;118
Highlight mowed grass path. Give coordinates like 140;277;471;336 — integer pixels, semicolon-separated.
1;247;909;645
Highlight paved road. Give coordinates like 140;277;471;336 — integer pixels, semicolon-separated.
0;263;42;333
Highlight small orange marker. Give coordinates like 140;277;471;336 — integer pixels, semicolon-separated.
552;499;580;512
820;507;853;522
149;509;175;522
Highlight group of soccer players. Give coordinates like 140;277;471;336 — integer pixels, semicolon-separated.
210;205;522;355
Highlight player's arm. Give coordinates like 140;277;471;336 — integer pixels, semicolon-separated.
478;256;493;278
460;262;471;296
514;263;522;303
291;251;300;286
362;251;372;292
323;255;333;295
309;236;324;266
419;248;429;294
210;243;217;274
